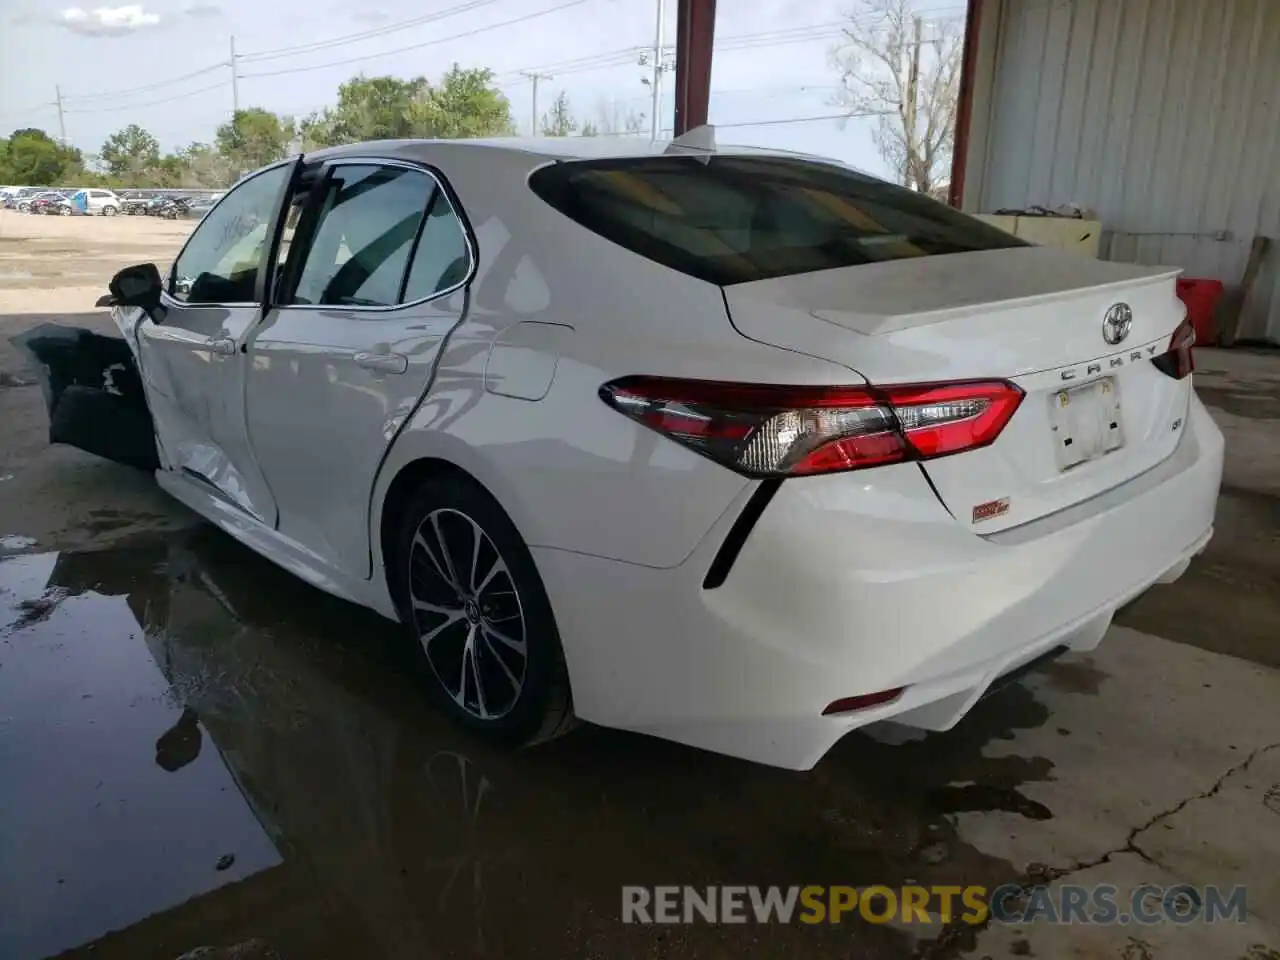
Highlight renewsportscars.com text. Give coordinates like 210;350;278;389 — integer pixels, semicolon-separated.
621;884;1248;926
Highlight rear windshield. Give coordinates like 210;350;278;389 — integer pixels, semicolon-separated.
528;155;1026;286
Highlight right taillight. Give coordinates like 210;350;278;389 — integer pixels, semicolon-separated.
1152;316;1196;380
599;376;1024;478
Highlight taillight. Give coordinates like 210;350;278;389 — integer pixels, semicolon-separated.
599;376;1024;478
1152;316;1196;380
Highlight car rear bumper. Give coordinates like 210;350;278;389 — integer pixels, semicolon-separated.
535;393;1224;770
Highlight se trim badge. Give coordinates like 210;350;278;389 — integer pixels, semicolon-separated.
972;497;1011;524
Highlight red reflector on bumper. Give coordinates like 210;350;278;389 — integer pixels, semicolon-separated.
822;688;906;716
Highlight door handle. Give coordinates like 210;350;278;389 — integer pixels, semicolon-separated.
355;352;409;375
208;338;238;356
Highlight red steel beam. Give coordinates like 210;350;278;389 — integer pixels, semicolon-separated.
673;0;717;136
949;0;984;208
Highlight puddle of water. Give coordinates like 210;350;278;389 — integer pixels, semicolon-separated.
0;528;1046;959
0;546;280;960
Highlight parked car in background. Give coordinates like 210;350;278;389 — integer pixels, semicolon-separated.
184;195;218;219
79;188;122;216
14;189;51;212
29;192;69;215
156;197;192;219
122;193;152;215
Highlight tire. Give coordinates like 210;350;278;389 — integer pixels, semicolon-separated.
60;206;72;216
102;205;117;217
391;473;574;746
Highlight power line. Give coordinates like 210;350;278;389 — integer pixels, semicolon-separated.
493;11;964;88
238;0;589;79
497;48;643;85
237;0;508;64
712;110;889;129
59;63;229;104
64;81;232;114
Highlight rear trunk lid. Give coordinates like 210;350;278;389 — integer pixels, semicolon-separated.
724;245;1190;533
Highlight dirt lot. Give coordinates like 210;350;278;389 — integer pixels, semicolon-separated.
1;210;1279;960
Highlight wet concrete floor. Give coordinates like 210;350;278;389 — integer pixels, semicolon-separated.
3;526;1053;960
3;522;1280;958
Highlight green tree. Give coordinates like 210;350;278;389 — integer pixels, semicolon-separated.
174;142;231;187
303;75;431;147
99;124;161;181
215;108;296;176
302;66;513;147
0;128;83;184
417;65;514;139
540;91;576;137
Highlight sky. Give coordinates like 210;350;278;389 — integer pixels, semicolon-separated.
0;0;965;177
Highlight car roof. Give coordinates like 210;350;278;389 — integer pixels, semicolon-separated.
303;131;842;168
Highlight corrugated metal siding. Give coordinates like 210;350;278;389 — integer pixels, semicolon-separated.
971;0;1280;342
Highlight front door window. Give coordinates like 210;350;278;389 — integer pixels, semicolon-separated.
170;163;291;304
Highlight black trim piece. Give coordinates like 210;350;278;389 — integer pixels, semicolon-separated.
255;155;308;309
915;462;956;519
981;645;1069;701
702;479;783;590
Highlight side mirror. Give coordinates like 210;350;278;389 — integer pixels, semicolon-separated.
107;263;164;322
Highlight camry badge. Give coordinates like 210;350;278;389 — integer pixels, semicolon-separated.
1102;303;1133;345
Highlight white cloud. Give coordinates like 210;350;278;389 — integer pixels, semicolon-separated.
58;4;162;36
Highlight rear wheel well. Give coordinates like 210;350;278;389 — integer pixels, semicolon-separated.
379;458;479;606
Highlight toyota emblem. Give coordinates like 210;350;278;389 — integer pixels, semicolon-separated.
1102;303;1133;345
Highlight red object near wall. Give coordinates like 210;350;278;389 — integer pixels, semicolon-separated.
1176;278;1225;346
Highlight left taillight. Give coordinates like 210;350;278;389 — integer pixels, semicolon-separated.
598;376;1024;478
1152;316;1196;380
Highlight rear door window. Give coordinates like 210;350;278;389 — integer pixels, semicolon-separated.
529;156;1026;286
289;164;434;308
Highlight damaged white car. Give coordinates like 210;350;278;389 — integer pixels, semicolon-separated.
17;136;1224;769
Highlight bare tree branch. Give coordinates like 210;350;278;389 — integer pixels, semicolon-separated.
828;0;963;195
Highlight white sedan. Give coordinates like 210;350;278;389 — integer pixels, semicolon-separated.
19;133;1223;769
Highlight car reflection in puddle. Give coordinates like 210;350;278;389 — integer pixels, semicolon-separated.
0;528;1050;960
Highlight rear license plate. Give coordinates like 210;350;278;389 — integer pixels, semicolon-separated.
1050;377;1124;471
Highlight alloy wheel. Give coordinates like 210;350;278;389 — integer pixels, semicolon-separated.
408;508;528;721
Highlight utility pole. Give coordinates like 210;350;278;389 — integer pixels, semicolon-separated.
903;15;923;190
230;35;240;114
649;0;666;141
520;71;552;135
54;85;67;143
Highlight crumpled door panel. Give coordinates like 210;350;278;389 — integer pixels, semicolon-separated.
11;323;159;471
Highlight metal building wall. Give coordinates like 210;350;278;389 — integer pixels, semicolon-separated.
963;0;1280;342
